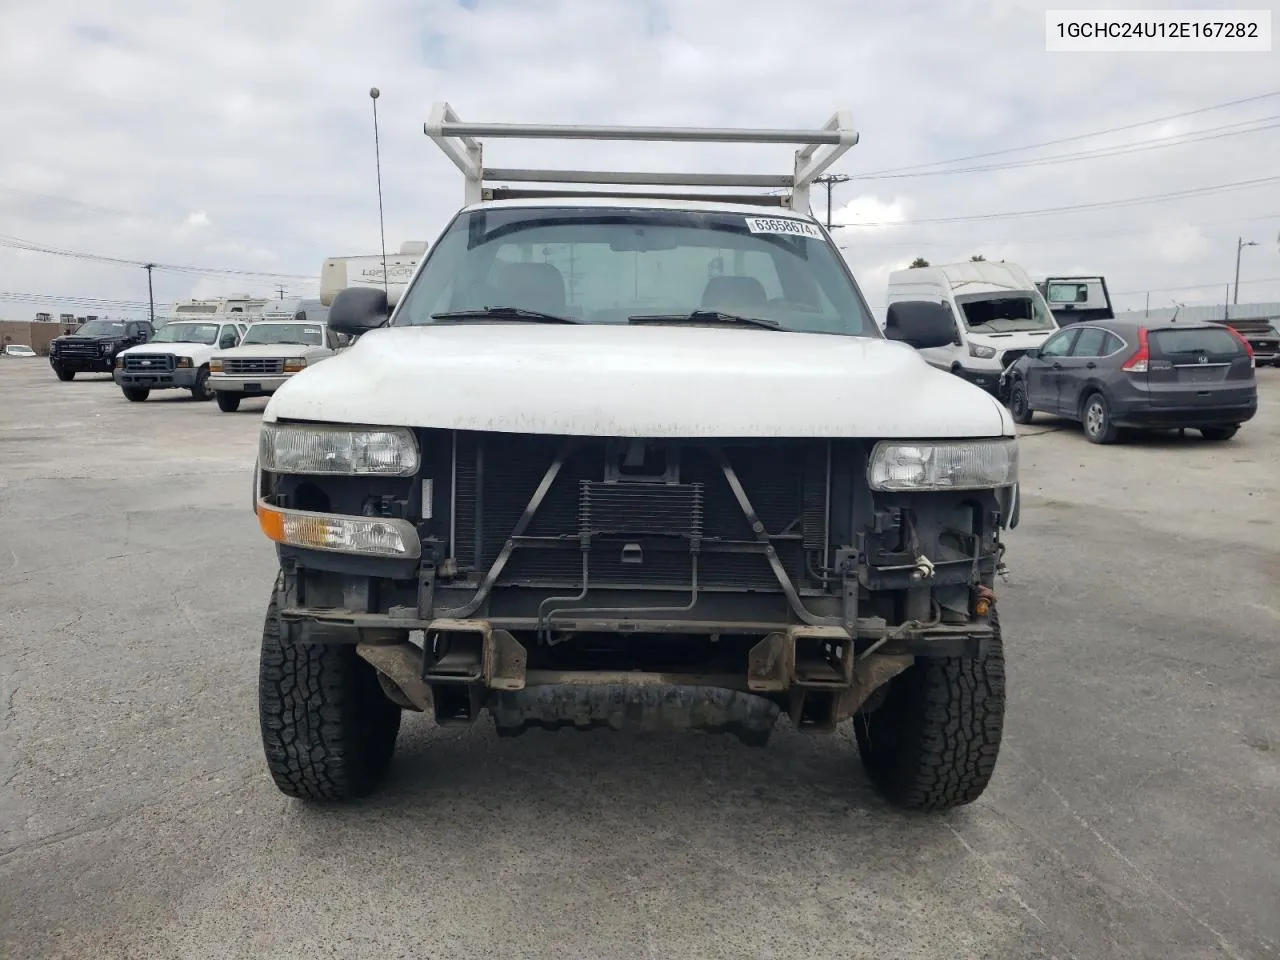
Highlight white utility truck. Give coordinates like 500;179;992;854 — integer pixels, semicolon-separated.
113;318;247;402
886;261;1060;397
209;313;344;412
250;104;1020;811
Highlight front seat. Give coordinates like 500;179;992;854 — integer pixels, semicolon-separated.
701;275;768;312
490;262;568;316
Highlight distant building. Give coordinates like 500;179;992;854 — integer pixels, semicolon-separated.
0;320;80;355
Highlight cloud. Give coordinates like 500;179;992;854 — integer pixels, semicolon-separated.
1;0;1278;322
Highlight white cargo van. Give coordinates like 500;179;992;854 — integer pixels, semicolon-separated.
885;261;1059;396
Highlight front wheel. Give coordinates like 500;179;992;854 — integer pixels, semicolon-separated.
1199;425;1239;442
258;579;402;801
215;392;241;413
1081;392;1119;444
854;610;1005;810
190;365;213;401
121;386;150;402
54;366;74;381
1008;381;1034;425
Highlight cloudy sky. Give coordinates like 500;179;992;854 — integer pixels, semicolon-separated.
1;0;1278;323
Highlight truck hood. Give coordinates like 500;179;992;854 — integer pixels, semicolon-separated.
264;324;1014;438
213;343;320;360
966;328;1056;347
120;342;214;359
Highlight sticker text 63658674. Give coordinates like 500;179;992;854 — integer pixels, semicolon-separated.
744;217;825;239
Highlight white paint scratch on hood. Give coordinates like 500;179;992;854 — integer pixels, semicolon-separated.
263;324;1014;438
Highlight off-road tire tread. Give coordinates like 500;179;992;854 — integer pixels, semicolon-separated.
258;582;401;801
855;610;1005;810
122;387;149;402
54;367;74;381
216;391;241;412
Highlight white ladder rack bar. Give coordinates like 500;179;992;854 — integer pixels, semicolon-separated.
425;101;858;211
485;187;791;207
484;169;793;188
433;120;846;145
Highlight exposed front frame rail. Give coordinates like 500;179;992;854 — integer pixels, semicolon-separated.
424;101;858;212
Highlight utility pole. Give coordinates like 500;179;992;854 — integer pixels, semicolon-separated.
814;173;851;229
277;285;286;300
370;87;389;301
1144;292;1149;317
143;263;155;323
1234;236;1257;305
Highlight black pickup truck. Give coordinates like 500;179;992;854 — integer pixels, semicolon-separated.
1215;317;1280;367
48;318;154;380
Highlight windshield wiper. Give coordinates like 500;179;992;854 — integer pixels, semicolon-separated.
431;307;580;325
627;310;781;331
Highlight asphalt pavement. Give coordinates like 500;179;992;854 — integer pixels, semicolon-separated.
2;359;1278;960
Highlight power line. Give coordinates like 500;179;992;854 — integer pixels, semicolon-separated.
851;116;1280;181
855;90;1280;177
0;234;316;281
834;174;1280;228
1110;275;1280;296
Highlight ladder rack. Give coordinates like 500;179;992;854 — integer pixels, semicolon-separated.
424;102;858;213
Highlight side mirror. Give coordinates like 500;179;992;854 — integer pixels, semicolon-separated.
328;287;390;336
1023;347;1040;359
884;301;956;350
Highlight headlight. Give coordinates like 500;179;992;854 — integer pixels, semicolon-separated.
868;439;1017;492
283;358;307;373
114;357;124;368
968;343;997;359
257;500;420;558
176;357;193;368
210;359;224;373
259;422;419;476
100;342;113;354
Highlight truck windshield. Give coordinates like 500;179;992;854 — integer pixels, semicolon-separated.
151;323;219;345
395;206;879;337
955;291;1057;334
241;323;323;346
73;320;127;337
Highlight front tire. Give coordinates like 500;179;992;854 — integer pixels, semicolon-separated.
121;386;150;402
258;580;402;801
854;610;1005;810
1008;381;1034;425
54;366;74;381
1199;425;1239;441
215;391;241;412
1081;391;1119;444
190;365;213;401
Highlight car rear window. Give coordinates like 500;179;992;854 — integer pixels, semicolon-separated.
1150;327;1243;359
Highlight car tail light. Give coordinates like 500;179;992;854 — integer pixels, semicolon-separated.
1121;327;1150;373
1224;326;1255;368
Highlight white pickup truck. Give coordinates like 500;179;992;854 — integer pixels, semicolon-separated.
113;319;247;402
249;103;1020;814
209;318;346;412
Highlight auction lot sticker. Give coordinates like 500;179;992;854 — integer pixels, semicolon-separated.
745;217;824;239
